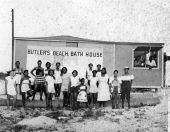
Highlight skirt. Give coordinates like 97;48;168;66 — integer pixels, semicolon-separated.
14;74;22;84
7;87;17;96
21;84;30;93
77;91;87;102
97;82;110;101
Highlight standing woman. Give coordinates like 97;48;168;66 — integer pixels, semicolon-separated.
13;61;23;95
31;60;44;77
44;62;52;76
97;67;110;107
61;67;70;107
54;62;62;98
120;67;134;109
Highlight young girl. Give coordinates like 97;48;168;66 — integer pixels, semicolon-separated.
69;70;80;110
61;67;70;107
44;62;52;76
20;70;31;108
77;78;88;108
5;71;17;110
109;70;121;109
89;70;98;106
45;69;55;109
97;67;110;107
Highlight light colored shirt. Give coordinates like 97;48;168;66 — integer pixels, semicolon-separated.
54;69;62;83
70;76;80;87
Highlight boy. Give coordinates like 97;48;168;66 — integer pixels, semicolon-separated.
109;70;121;109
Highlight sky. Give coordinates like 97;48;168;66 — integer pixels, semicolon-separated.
0;0;170;72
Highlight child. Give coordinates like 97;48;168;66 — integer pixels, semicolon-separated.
45;69;55;109
109;70;121;109
5;71;17;110
77;78;88;108
32;69;47;101
89;70;98;106
69;70;80;110
61;67;70;108
20;70;31;108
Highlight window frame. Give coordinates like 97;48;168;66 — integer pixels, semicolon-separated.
132;48;159;70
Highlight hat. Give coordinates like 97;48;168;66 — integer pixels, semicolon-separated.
124;66;129;70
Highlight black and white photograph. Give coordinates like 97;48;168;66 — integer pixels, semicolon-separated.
0;0;169;131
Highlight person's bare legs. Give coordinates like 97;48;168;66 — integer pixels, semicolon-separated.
6;95;10;109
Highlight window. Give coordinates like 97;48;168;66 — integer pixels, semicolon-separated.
133;46;161;69
66;42;78;47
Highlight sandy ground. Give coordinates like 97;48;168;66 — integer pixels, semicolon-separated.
0;89;168;132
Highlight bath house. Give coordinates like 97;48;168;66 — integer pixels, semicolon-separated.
14;35;164;90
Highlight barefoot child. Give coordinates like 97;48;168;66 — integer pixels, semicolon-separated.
109;70;121;109
20;70;31;108
77;78;88;108
45;69;55;109
5;71;17;110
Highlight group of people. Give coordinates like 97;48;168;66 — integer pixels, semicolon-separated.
5;60;134;110
134;50;157;68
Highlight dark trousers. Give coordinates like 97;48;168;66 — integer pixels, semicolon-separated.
54;83;62;97
121;81;131;108
99;101;106;107
70;87;78;110
32;84;47;101
63;91;69;107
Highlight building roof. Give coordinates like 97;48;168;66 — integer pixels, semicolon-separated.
14;35;164;46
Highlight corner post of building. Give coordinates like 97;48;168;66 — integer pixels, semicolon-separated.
11;9;14;70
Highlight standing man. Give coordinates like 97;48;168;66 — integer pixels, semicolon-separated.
120;67;134;109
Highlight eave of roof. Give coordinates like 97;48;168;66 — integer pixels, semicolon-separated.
14;35;164;46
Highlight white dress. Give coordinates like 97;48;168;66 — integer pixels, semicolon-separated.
5;76;17;96
45;76;55;93
14;68;22;84
61;73;70;92
21;79;30;92
89;76;98;93
77;86;87;102
96;71;101;78
97;74;110;101
54;69;62;84
86;69;93;80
